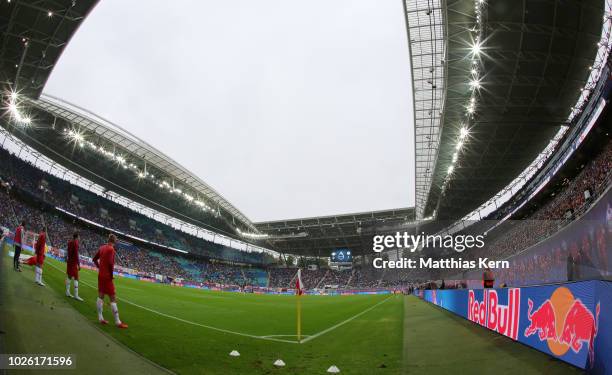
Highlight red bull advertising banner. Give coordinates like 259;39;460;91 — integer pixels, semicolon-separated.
419;280;611;374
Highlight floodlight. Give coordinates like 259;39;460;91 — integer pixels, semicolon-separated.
471;41;482;56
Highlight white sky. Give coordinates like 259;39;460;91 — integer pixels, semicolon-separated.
44;0;415;222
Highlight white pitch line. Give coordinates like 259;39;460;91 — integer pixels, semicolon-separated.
45;262;298;344
45;261;392;345
299;297;393;344
113;293;300;344
261;334;311;338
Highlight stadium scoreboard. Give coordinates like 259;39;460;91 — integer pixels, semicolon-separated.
330;248;352;263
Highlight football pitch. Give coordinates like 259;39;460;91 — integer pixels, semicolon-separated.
1;246;581;374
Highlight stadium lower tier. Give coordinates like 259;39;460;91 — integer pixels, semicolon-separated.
1;183;611;291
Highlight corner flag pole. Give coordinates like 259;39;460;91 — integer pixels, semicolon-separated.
297;291;302;343
296;268;303;343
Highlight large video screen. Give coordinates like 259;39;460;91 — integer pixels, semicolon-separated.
330;248;352;263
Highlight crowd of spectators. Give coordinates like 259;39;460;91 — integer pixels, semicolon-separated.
321;269;352;286
348;266;384;288
266;267;295;288
0;187;191;278
470;141;611;262
0;147;271;265
267;268;329;289
2;181;372;289
2;136;609;291
422;140;612;287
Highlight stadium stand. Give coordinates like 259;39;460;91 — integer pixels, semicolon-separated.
1;135;610;290
472;140;611;261
0;147;272;265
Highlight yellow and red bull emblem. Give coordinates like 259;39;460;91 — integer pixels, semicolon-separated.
524;287;600;364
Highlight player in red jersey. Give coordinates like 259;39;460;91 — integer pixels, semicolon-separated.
93;234;128;328
34;226;47;286
13;220;25;272
65;232;83;301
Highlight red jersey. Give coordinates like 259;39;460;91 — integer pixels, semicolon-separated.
93;244;115;280
67;239;79;266
482;270;494;288
14;226;23;245
35;232;46;255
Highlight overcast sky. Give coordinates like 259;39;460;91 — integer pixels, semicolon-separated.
45;0;415;222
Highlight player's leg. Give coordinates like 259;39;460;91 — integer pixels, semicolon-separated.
37;262;45;286
109;294;128;329
73;277;83;301
13;245;21;271
65;276;73;297
96;292;108;324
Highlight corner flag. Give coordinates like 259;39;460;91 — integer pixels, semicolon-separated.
295;268;304;295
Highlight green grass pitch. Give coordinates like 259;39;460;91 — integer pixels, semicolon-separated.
40;256;405;374
2;245;580;374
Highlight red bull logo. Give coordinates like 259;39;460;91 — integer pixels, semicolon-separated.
468;288;521;340
523;287;600;364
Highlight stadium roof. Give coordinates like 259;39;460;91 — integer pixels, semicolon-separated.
2;92;416;255
254;207;416;256
3;90;417;255
0;0;98;98
408;0;606;220
4;94;258;236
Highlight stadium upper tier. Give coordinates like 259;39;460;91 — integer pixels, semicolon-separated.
0;146;274;264
2;94;259;240
407;0;607;220
0;0;98;98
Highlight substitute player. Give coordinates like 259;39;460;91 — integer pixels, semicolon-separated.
93;234;128;328
65;232;83;301
13;220;25;272
34;226;47;286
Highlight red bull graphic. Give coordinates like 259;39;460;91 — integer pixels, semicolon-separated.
561;300;600;364
468;288;521;340
523;287;600;366
524;299;557;341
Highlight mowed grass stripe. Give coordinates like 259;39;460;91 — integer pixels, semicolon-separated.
44;260;299;343
45;260;391;344
300;297;393;343
33;255;403;374
403;296;580;374
70;262;386;336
